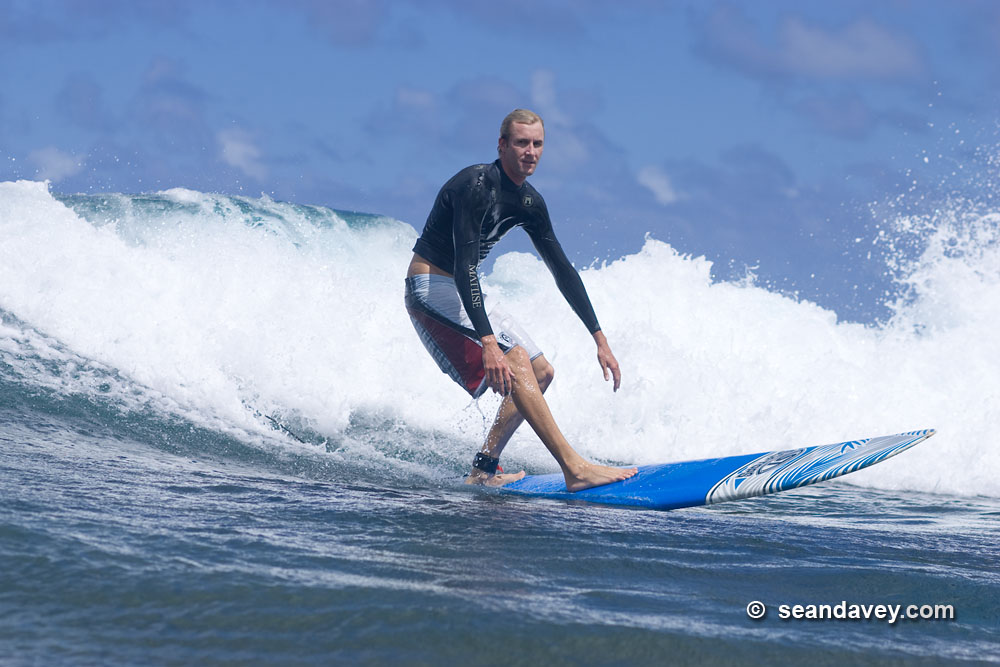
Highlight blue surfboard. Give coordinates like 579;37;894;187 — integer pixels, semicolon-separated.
501;429;934;510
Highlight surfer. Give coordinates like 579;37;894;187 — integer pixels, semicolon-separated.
404;108;637;492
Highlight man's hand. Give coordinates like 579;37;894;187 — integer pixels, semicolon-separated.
593;330;621;392
481;336;513;395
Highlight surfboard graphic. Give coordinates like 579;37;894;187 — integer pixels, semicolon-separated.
501;429;935;510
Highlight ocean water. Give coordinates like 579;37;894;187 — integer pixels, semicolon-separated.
1;180;998;665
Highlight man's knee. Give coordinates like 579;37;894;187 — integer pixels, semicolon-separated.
533;357;554;391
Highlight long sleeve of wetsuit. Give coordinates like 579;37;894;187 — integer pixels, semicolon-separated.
449;191;495;339
527;217;602;334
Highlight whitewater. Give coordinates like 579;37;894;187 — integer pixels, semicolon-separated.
2;180;999;665
1;179;996;497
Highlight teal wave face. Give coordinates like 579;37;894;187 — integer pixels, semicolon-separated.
55;190;402;245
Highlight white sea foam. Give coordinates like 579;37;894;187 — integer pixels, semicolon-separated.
0;180;996;497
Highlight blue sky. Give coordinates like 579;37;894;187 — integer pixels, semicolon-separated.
3;0;999;321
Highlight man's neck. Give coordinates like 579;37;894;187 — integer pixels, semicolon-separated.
497;158;524;188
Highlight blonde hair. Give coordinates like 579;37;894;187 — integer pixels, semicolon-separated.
498;109;544;154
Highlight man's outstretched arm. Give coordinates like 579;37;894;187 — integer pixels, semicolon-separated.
530;228;621;392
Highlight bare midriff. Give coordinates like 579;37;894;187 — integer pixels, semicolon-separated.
406;253;453;278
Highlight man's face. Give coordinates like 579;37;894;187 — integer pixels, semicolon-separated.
498;121;544;183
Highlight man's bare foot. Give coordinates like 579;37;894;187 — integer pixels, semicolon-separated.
565;462;638;492
464;468;527;487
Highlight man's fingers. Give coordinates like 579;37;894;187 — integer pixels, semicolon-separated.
604;363;620;392
596;340;621;392
487;359;514;395
599;354;621;392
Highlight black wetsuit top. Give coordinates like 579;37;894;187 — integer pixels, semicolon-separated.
413;160;601;339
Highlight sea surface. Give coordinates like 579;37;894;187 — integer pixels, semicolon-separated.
1;181;998;665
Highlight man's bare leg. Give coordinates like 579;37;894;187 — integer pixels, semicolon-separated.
485;355;554;455
465;356;553;487
470;346;637;492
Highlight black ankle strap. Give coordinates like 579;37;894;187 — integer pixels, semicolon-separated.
472;452;500;475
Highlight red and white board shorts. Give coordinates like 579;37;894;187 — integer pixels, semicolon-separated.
405;274;542;398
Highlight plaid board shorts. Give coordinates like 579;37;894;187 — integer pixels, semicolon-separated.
404;273;542;398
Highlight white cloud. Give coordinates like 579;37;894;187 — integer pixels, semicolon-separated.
27;147;84;182
395;86;435;110
530;69;570;125
529;69;588;169
699;7;923;82
780;17;922;79
637;165;680;205
218;128;267;181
